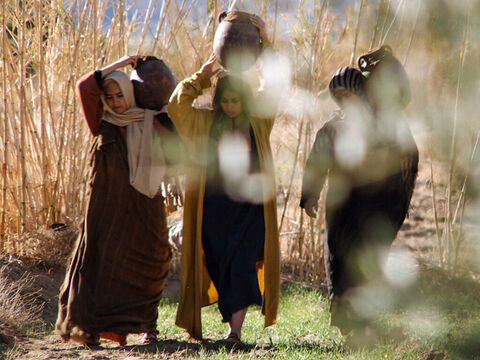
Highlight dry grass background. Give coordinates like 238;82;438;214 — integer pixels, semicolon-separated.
0;264;42;345
0;0;479;285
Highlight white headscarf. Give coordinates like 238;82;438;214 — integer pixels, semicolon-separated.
100;71;166;198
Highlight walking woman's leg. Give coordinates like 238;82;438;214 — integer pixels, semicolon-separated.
228;307;248;337
225;307;248;349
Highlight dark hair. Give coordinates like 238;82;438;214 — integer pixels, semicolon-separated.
212;72;254;116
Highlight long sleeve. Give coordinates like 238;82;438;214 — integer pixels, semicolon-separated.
167;71;213;144
300;121;336;208
76;71;104;136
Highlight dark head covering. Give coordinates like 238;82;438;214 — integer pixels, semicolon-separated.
328;66;365;99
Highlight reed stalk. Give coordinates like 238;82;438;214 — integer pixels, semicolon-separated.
403;0;421;66
213;0;218;43
41;60;56;224
164;0;189;53
429;149;443;264
378;0;392;47
19;0;28;232
136;0;157;54
272;0;278;45
369;0;383;51
452;131;479;227
279;119;303;232
445;10;470;269
92;0;98;67
452;131;478;271
302;119;314;281
297;210;304;277
36;0;48;225
181;24;202;67
228;0;238;12
350;0;365;66
1;0;8;243
151;0;171;55
316;180;327;280
119;0;125;53
381;0;405;45
24;86;38;228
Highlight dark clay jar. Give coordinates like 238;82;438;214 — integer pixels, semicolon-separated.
358;46;411;110
213;11;262;72
130;56;176;110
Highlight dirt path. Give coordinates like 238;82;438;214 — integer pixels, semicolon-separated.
12;333;200;360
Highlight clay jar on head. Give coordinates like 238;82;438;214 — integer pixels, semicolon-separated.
213;11;262;72
358;45;411;110
130;56;176;110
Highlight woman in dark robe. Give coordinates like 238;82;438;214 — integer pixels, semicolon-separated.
301;64;418;337
168;16;280;348
56;56;173;346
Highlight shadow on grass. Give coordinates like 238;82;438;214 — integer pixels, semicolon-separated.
87;339;258;356
81;338;342;357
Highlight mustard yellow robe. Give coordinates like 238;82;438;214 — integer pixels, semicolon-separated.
168;71;280;339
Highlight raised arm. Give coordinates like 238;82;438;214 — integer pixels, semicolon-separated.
77;55;140;136
76;71;104;136
98;55;140;78
168;54;219;142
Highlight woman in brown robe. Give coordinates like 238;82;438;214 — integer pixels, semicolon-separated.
56;56;173;346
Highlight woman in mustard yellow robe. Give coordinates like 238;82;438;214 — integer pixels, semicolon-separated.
168;45;280;343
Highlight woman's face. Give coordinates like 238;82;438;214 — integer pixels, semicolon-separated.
104;82;127;114
220;89;242;119
333;88;362;108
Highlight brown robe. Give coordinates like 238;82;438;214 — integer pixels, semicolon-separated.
56;72;172;337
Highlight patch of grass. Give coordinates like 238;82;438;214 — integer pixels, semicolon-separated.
146;283;427;359
24;321;55;339
0;345;25;360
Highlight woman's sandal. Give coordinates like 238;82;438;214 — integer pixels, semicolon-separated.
224;332;244;350
141;331;159;344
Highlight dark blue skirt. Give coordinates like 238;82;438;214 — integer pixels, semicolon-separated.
202;127;265;322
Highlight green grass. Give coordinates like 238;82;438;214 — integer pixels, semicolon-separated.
152;284;427;359
151;272;480;359
24;322;55;339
